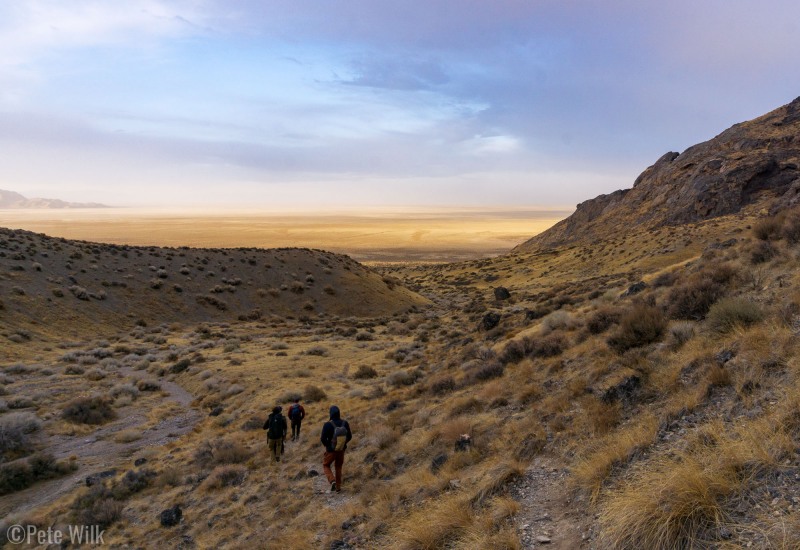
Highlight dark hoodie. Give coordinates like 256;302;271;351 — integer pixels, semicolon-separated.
320;405;352;452
263;406;288;439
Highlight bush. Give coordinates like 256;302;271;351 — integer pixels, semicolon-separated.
706;298;764;334
429;376;457;395
203;465;247;489
62;396;116;425
194;439;252;467
667;264;735;320
0;453;75;495
750;240;777;264
304;345;329;357
303;385;327;402
467;360;505;382
0;412;41;456
71;486;123;528
587;307;622;334
530;334;567;358
387;370;416;387
753;215;784;240
352;365;378;379
607;304;667;353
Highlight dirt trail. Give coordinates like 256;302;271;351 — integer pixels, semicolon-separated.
511;456;595;549
0;369;201;520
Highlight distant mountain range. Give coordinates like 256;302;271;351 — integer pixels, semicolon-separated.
0;189;109;209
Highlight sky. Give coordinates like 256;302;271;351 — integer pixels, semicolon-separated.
1;1;799;209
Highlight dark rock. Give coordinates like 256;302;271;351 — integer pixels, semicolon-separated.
329;540;353;550
134;458;147;467
430;453;448;473
307;469;319;477
715;349;736;364
85;469;117;487
481;312;501;331
209;405;224;417
494;287;511;300
455;434;472;452
525;309;547;321
160;505;182;527
623;282;647;296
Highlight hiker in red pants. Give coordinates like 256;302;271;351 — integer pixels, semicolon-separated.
320;405;352;492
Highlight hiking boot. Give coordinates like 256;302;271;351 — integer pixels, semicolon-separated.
330;481;336;492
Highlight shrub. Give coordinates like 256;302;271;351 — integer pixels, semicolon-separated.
750;240;777;264
353;365;378;379
277;391;302;403
706;298;764;334
0;453;75;495
530;334;567;358
194;439;252;467
0;412;41;456
753;215;784;240
467;360;505;382
170;358;191;374
111;468;156;499
429;376;457;395
587;307;622;334
387;370;416;387
304;345;329;357
607;304;667;353
782;210;800;244
62;396;116;425
667;265;735;320
71;486;123;528
136;379;160;392
203;465;247;489
303;385;327;402
669;322;695;347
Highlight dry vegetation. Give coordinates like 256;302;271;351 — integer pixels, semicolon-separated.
2;202;800;548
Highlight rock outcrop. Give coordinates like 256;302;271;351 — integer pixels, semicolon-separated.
516;96;800;251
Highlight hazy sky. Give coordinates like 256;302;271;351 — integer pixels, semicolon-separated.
1;1;799;209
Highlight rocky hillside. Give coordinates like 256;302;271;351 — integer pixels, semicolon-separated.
0;189;108;209
0;228;428;339
516;96;800;251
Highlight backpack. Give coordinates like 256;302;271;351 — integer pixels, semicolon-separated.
288;403;301;420
332;420;348;452
267;414;284;439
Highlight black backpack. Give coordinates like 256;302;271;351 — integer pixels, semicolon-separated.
288;404;301;420
267;414;284;439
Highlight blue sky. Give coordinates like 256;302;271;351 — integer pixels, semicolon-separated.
1;0;799;208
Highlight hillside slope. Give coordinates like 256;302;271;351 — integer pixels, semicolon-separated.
0;228;428;340
516;96;800;251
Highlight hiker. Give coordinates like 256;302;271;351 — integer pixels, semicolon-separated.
263;406;288;462
288;398;306;441
320;405;352;492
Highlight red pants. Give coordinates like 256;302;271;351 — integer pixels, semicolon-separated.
323;450;345;488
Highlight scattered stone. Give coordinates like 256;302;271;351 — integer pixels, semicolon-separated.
134;457;147;467
85;469;117;487
454;434;472;452
430;452;448;473
481;312;501;331
209;405;224;417
448;479;461;490
536;535;551;544
623;281;647;296
329;540;353;550
307;469;320;477
160;505;182;527
494;287;511;300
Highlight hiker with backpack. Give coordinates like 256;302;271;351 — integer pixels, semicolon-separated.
320;405;352;492
263;406;288;462
287;398;306;441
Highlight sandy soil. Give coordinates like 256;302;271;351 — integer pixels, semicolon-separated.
0;207;569;263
